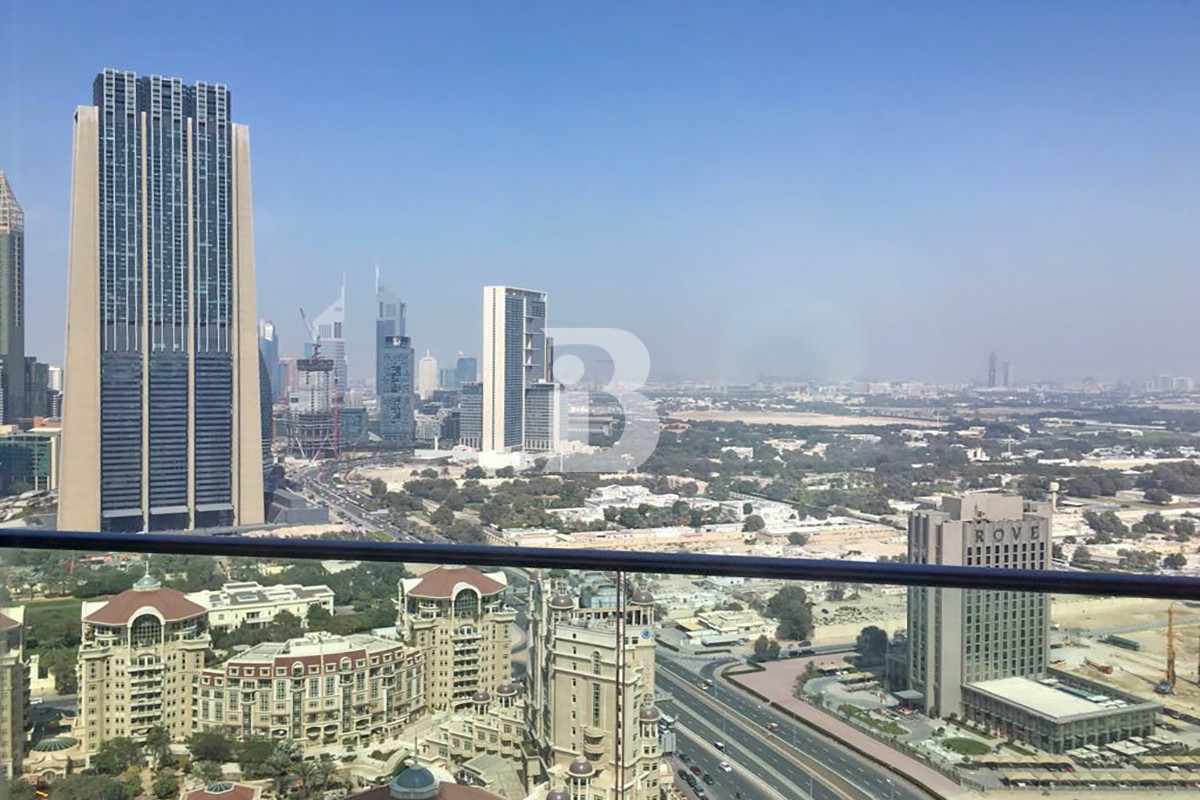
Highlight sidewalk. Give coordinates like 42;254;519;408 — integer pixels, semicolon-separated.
728;659;969;800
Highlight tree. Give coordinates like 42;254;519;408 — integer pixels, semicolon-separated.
430;504;455;527
742;502;754;515
766;585;813;641
194;759;224;787
369;478;388;499
44;775;134;800
743;514;765;532
465;466;486;480
856;625;889;663
306;604;333;630
152;771;181;800
1144;488;1173;505
92;737;143;775
787;532;809;547
1173;518;1196;541
266;742;301;797
679;482;699;497
145;725;172;769
0;779;36;800
187;731;234;764
753;635;773;661
1071;545;1092;566
496;466;516;478
1163;552;1187;570
767;639;781;660
314;753;340;795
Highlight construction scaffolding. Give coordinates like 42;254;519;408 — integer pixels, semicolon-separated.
287;355;336;460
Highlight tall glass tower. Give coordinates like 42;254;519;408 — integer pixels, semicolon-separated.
375;267;414;448
60;69;263;532
481;286;548;451
0;172;24;424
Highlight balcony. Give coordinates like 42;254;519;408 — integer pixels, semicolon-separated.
4;528;1199;800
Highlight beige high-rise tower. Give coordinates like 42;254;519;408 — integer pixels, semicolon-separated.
60;69;263;532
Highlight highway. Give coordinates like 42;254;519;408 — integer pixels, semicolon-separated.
671;727;779;800
659;657;933;800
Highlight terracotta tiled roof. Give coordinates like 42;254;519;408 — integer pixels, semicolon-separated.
406;567;504;599
349;782;502;800
84;587;206;625
186;785;258;800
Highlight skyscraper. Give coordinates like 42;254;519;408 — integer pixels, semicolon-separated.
481;286;548;451
455;354;477;388
907;493;1052;717
1001;360;1011;389
309;281;347;397
0;172;25;424
417;351;438;399
60;69;264;532
258;319;281;400
987;351;998;388
375;267;414;447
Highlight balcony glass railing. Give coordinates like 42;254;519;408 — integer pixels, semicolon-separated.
2;530;1199;800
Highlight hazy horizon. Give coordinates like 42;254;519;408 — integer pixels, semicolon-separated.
4;2;1200;386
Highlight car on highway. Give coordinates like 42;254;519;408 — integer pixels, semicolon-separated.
766;721;779;732
713;740;726;751
676;769;689;781
679;753;691;763
703;773;715;785
690;765;702;775
718;761;732;772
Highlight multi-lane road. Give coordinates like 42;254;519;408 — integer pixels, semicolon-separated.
659;656;933;800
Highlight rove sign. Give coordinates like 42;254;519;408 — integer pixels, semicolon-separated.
970;522;1043;544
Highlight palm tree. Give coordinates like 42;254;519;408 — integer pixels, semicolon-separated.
145;725;172;769
314;754;339;795
293;759;318;800
194;759;224;787
266;743;299;798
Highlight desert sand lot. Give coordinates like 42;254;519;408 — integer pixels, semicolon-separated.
668;410;939;427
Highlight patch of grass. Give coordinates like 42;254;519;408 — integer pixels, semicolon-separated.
942;737;990;756
838;704;907;736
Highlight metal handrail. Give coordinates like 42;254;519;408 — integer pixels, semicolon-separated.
1;529;1198;601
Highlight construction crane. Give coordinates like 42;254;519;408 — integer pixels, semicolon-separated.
299;307;320;357
1157;603;1177;694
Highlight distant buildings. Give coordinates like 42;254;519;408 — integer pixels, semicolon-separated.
0;173;25;424
309;281;348;398
478;286;562;454
527;574;668;800
60;69;264;532
77;573;210;751
193;631;425;749
186;581;335;632
418;352;439;400
458;382;483;449
455;355;477;389
0;423;60;493
0;606;25;779
258;320;283;401
287;354;336;458
376;269;414;448
397;567;515;711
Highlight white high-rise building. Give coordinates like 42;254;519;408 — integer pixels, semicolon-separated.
480;286;549;452
417;351;439;400
309;280;347;397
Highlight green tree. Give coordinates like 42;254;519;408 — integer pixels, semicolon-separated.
266;742;301;797
1071;545;1092;566
465;466;486;480
144;725;172;769
369;478;388;499
742;502;754;515
1163;552;1187;570
1173;518;1196;540
753;635;772;660
46;774;134;800
856;625;889;662
430;504;455;527
152;771;180;800
1144;488;1173;505
496;466;515;478
767;639;781;660
92;737;143;775
787;532;808;547
187;731;234;764
1;779;36;800
194;760;224;786
743;514;765;532
314;753;340;795
236;736;277;778
766;586;813;641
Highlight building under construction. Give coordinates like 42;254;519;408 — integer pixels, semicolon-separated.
285;355;336;459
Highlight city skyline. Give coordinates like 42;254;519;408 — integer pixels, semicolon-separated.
6;4;1200;384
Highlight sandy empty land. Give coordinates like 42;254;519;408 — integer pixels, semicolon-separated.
667;410;939;427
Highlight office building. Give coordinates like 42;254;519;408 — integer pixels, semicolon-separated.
987;351;998;389
0;173;25;424
481;286;549;452
398;567;515;711
23;357;50;418
0;606;26;779
309;281;348;398
376;269;414;448
459;382;482;448
193;632;425;750
60;69;264;532
523;381;563;453
339;405;369;447
186;581;335;632
418;352;439;400
455;355;477;389
0;424;60;493
907;493;1052;718
527;575;668;800
438;366;456;391
258;320;282;401
77;572;210;752
287;354;335;458
47;365;62;393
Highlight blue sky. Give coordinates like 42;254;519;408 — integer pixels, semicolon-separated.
4;1;1200;383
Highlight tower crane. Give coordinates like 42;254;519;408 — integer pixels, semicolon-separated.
1156;603;1177;694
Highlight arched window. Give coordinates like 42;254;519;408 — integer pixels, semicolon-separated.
131;614;162;647
591;651;602;676
453;589;479;618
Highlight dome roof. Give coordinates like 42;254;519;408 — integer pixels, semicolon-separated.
546;791;570;800
497;681;517;696
638;706;662;722
630;589;654;605
32;737;78;752
133;573;162;592
389;766;439;800
549;594;574;610
472;690;491;703
568;757;595;777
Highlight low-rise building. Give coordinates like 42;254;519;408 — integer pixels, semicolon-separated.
186;581;335;632
194;631;425;750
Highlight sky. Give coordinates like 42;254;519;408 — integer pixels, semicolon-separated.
3;1;1200;385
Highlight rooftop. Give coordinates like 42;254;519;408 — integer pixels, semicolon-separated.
967;676;1151;721
83;582;206;625
402;566;507;599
